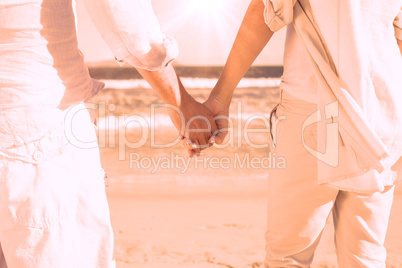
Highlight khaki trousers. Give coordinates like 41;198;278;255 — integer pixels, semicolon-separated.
265;91;395;267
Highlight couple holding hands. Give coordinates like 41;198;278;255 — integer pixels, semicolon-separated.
1;0;402;267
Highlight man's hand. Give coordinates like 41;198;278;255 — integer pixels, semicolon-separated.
195;0;273;148
136;65;218;156
204;94;230;146
169;94;218;157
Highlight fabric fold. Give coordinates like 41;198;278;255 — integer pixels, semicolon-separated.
291;0;394;183
262;0;402;189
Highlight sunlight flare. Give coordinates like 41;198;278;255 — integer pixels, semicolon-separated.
190;0;226;17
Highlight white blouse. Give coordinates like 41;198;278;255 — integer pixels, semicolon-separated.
0;0;177;148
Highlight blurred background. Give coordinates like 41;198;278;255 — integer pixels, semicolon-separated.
75;1;401;267
76;0;286;65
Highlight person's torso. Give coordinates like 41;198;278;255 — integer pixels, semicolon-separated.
281;0;402;174
0;0;104;147
0;0;99;110
281;0;402;112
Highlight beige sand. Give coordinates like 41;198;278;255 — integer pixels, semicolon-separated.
99;126;402;268
107;183;401;268
92;86;401;267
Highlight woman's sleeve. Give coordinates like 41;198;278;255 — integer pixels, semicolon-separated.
82;0;178;71
261;0;297;32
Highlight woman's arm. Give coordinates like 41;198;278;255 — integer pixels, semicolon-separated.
394;7;402;55
83;0;217;153
137;65;218;153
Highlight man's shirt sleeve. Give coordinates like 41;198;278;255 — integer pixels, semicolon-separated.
394;7;402;40
82;0;178;71
261;0;297;32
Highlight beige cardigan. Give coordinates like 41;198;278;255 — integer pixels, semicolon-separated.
263;0;402;189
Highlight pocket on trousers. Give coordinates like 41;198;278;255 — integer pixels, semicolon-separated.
269;104;286;150
0;159;76;229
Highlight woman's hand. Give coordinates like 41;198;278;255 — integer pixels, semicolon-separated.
136;65;218;157
168;93;218;157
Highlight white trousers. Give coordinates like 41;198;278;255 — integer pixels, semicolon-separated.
265;91;395;267
0;104;115;268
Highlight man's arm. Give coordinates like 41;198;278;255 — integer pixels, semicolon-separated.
398;39;402;55
209;0;273;106
204;0;274;144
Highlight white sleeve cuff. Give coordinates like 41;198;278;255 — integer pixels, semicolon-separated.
262;0;296;32
118;34;179;71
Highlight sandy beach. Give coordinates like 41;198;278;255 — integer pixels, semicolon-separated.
99;126;401;268
92;85;402;267
107;183;402;268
